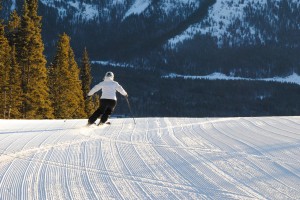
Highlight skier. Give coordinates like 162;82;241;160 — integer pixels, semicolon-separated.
87;71;128;126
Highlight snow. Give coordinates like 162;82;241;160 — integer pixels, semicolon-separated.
163;72;300;86
91;60;134;68
261;73;300;86
40;0;99;20
81;3;99;21
123;0;151;19
168;0;266;47
10;0;16;11
1;117;300;199
68;1;99;21
122;0;199;20
112;0;126;5
160;0;199;13
57;7;67;18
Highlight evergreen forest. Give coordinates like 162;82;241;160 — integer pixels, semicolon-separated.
0;0;95;119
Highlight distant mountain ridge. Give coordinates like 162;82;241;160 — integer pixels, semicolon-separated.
1;0;300;77
169;0;300;47
3;0;200;22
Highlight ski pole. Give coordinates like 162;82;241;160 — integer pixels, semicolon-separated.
125;96;136;124
64;96;91;122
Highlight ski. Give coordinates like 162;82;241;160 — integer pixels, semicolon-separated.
97;121;111;126
85;122;96;127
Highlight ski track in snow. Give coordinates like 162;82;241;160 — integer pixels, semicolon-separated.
1;117;300;199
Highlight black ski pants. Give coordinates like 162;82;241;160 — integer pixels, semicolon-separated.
88;99;117;124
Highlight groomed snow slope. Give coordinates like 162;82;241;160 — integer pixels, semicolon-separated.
1;117;300;199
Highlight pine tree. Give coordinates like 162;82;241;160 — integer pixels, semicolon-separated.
6;10;21;46
17;0;53;119
8;45;22;118
80;47;96;116
0;21;11;118
5;12;22;118
49;33;86;119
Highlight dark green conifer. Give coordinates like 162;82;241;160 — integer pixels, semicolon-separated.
50;33;85;118
6;10;21;46
17;0;53;118
80;47;96;116
8;45;22;118
0;21;11;118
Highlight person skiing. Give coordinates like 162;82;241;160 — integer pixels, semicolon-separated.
87;71;128;126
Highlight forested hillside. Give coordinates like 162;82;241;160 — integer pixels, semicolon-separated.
1;0;300;118
0;0;93;119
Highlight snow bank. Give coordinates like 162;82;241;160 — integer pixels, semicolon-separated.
162;72;300;86
91;60;134;68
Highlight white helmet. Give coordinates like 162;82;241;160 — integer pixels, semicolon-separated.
105;71;114;79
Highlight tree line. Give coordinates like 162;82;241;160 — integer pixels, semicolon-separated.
92;65;300;117
0;0;98;119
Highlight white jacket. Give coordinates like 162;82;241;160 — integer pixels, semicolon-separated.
88;77;127;100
